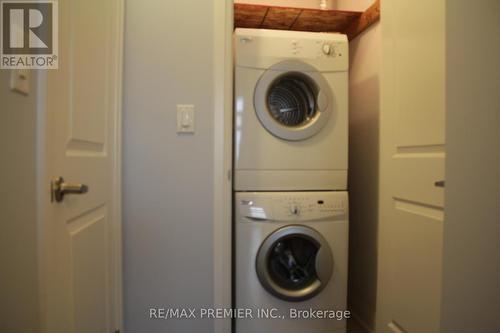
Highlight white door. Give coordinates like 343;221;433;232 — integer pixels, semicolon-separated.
377;0;445;332
40;0;123;332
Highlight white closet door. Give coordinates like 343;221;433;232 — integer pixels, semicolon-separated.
377;0;446;332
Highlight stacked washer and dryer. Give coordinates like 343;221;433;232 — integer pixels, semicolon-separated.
233;29;349;333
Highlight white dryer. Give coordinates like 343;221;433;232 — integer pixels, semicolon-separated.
234;28;349;191
235;191;349;333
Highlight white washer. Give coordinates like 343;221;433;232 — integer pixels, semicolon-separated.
235;191;349;333
234;28;349;191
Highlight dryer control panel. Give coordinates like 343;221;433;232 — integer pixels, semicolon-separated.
235;28;349;72
236;191;348;222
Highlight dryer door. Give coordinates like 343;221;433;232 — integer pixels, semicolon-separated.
256;225;333;302
254;61;333;141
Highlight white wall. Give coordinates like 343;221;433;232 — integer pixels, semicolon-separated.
234;0;336;9
441;1;500;332
345;21;380;333
0;70;40;333
123;1;218;332
333;1;380;332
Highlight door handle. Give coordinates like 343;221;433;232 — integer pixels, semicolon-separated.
434;180;445;188
51;177;89;203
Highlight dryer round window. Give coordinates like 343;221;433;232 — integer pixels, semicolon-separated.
256;225;333;302
254;60;334;141
267;73;318;127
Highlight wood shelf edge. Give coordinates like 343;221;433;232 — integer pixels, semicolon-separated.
234;1;380;39
345;0;380;40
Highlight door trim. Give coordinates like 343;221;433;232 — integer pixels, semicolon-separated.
213;1;233;333
111;1;124;331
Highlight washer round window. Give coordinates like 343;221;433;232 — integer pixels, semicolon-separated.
256;226;333;302
254;61;334;141
268;234;319;291
267;73;318;128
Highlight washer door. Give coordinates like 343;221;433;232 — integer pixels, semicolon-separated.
254;61;333;141
256;225;333;302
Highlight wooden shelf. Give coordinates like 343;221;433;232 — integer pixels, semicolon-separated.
234;0;380;40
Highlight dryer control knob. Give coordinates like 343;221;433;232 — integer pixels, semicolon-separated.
322;43;332;55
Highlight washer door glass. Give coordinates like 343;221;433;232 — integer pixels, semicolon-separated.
268;235;319;290
256;225;333;302
254;61;333;141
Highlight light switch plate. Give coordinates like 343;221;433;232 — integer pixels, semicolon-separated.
10;69;30;95
177;104;195;133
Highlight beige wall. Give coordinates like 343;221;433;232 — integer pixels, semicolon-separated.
0;70;40;333
441;0;500;332
234;0;374;11
345;21;380;333
336;0;373;12
234;0;336;9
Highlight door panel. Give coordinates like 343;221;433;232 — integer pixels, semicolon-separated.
391;204;443;332
70;0;109;146
393;154;445;207
392;0;445;147
70;207;109;333
42;0;123;332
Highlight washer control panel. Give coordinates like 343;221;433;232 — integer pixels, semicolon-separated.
273;195;347;220
237;192;348;222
